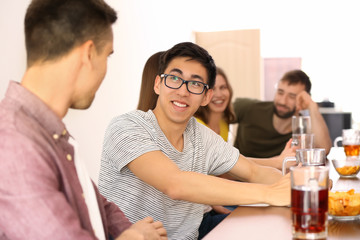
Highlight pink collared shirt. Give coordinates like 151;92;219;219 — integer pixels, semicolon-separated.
0;81;131;239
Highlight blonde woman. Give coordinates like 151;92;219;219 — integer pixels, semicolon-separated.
195;66;235;142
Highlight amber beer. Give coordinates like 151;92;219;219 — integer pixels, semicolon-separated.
290;166;329;239
344;144;360;156
334;129;360;156
291;186;328;235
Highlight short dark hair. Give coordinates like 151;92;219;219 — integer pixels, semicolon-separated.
280;69;312;93
25;0;117;67
159;42;217;89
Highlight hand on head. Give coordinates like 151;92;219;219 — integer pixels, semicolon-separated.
295;91;316;112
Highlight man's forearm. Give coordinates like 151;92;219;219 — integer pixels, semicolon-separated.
246;161;283;183
309;104;332;154
128;151;290;208
250;157;283;170
169;171;271;206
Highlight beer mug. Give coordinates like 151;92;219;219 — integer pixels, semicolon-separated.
291;166;329;239
292;116;311;146
333;129;360;156
282;148;326;175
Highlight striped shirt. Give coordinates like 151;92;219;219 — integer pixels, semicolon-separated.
98;110;239;240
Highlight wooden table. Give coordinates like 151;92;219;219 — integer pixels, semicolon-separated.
204;149;360;240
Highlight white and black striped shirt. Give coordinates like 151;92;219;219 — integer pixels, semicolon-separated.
98;110;239;240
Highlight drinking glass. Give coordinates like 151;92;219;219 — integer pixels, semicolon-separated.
282;148;326;175
291;166;329;239
333;129;360;156
291;133;314;149
292;116;311;146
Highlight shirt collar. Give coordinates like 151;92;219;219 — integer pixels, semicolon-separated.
5;80;70;141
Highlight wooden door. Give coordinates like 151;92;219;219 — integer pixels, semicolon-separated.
195;29;261;100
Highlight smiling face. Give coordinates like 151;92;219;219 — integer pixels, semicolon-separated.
207;74;230;114
153;57;213;126
273;80;305;118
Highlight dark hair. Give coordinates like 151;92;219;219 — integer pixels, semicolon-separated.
280;69;312;93
194;67;235;124
25;0;117;67
159;42;216;89
137;51;164;111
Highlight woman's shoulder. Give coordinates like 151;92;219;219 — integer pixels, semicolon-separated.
195;117;207;126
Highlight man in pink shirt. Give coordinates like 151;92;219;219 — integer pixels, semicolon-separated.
0;0;167;239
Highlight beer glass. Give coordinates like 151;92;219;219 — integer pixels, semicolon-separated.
291;166;329;239
333;129;360;156
292;116;311;146
291;133;314;149
282;148;326;175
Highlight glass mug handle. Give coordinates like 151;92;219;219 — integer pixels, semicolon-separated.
282;156;297;175
333;136;343;147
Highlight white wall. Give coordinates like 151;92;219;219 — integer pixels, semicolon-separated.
1;0;360;183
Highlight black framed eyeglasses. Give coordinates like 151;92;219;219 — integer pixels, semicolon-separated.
160;74;209;95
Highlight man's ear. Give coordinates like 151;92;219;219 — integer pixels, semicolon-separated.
200;89;213;106
154;75;161;95
81;40;95;67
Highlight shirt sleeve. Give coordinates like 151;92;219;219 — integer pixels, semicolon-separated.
102;113;160;172
95;185;132;238
0;131;97;240
196;123;240;176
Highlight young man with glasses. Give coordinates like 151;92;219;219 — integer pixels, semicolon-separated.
99;42;294;239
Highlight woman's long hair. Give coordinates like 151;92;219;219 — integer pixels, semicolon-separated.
137;51;164;111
